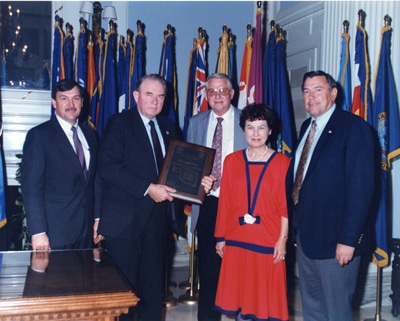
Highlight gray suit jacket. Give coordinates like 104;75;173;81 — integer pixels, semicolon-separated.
186;106;248;232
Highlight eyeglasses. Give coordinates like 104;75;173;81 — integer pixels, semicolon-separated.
207;87;230;97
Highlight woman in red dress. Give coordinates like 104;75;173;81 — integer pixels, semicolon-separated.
214;104;290;321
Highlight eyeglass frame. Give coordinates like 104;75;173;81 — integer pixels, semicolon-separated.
206;87;231;97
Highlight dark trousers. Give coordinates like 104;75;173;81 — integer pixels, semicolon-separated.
197;195;221;321
106;204;168;321
297;238;361;321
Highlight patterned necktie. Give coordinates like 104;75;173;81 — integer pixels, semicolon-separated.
291;120;316;205
149;120;163;174
211;117;224;191
71;126;87;180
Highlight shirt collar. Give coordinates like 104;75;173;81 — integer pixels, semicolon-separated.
55;114;79;131
210;105;234;121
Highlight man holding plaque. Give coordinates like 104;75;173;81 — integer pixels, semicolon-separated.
187;73;248;321
97;74;177;321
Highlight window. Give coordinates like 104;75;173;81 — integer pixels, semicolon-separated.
0;1;51;90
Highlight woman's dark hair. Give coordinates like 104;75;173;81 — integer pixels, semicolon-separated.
239;103;276;131
51;79;85;99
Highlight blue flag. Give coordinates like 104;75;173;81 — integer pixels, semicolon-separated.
351;23;372;121
183;44;198;141
124;37;134;110
63;29;74;80
159;28;177;124
117;37;126;97
228;35;236;86
195;38;208;114
337;32;352;112
88;36;104;130
263;27;276;109
97;29;118;137
130;30;145;110
75;28;87;89
275;34;297;158
371;25;400;267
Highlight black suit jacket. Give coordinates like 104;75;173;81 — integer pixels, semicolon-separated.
286;107;376;259
21;116;98;249
98;108;177;240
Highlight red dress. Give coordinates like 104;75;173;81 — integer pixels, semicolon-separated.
215;149;290;321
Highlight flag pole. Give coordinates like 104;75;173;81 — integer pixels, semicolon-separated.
179;229;199;305
364;265;386;321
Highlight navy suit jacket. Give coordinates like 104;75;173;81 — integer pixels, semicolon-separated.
21;116;98;249
186;106;248;232
286;107;376;259
97;108;177;240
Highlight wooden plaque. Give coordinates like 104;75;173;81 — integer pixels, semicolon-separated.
158;140;215;204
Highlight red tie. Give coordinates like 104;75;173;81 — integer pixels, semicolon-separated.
211;117;223;191
292;120;316;204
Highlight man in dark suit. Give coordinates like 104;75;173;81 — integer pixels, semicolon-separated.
186;73;248;321
286;70;376;321
97;74;177;321
21;79;100;251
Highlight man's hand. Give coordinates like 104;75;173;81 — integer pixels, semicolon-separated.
201;175;217;194
336;243;355;266
148;183;176;202
31;234;51;251
93;220;104;245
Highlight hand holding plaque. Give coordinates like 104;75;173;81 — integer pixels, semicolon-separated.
158;140;215;204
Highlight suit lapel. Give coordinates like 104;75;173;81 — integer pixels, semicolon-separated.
303;109;339;181
50;118;88;182
130;108;159;175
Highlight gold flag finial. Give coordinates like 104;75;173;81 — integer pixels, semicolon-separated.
384;14;391;27
137;20;142;33
343;20;349;34
358;9;365;27
127;29;133;42
270;20;275;30
278;26;283;38
79;17;86;31
66;23;72;36
246;23;252;39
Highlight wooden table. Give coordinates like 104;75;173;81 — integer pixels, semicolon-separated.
0;249;139;321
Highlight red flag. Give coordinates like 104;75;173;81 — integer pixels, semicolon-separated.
247;5;263;105
195;35;208;114
237;25;252;110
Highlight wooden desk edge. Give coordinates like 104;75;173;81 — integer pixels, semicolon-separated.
0;291;139;316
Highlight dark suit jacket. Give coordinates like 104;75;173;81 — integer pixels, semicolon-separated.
286;107;376;259
97;108;177;240
21;116;98;249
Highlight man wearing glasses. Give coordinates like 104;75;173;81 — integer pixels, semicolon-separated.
187;73;247;321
